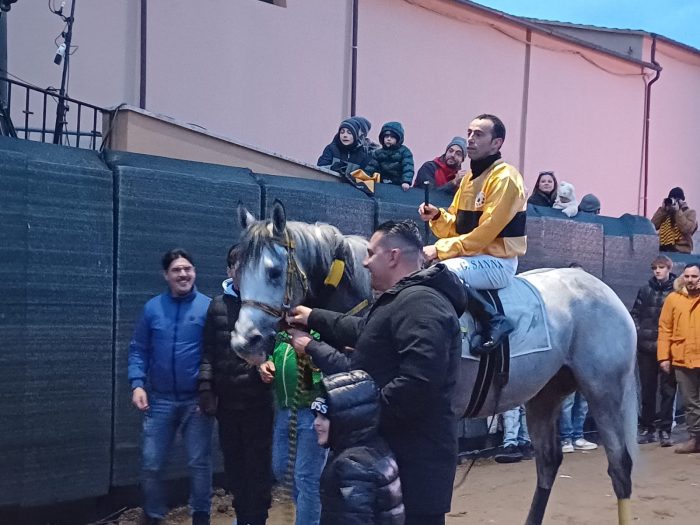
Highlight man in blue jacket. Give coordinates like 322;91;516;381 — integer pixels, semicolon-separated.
128;248;213;525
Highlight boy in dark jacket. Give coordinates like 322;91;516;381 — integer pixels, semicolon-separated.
198;245;274;525
312;370;404;525
630;255;678;446
364;121;414;191
318;118;372;177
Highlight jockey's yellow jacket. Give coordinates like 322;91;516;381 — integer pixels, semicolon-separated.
429;159;527;260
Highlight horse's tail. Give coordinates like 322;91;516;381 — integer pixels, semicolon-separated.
621;364;639;463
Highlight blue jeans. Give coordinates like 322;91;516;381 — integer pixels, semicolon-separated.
141;396;214;518
559;392;589;441
502;405;530;447
272;408;327;525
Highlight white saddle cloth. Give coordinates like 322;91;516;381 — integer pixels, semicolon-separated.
460;276;552;360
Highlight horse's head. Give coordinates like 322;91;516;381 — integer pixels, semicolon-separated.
231;200;305;365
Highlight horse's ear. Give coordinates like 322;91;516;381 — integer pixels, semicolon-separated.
238;203;256;230
271;199;286;237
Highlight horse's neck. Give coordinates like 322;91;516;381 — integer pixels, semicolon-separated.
292;228;369;313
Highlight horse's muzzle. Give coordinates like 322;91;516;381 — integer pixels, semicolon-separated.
230;329;274;366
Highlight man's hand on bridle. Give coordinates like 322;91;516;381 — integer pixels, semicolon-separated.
288;328;313;356
286;305;311;327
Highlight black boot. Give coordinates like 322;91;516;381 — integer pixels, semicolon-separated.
466;287;514;355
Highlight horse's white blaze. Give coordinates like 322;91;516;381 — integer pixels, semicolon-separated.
233;245;288;359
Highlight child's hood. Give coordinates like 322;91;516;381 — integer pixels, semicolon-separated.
380;121;405;146
323;370;381;450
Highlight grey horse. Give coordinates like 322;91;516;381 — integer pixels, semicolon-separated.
231;201;638;525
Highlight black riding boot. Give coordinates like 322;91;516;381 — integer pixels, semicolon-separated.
466;287;514;356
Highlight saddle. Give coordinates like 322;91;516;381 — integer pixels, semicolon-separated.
462;277;551;418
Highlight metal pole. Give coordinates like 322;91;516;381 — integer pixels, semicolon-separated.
0;11;8;108
52;0;76;144
350;0;358;116
423;181;431;245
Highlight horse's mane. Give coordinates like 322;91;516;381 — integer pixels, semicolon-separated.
238;219;371;306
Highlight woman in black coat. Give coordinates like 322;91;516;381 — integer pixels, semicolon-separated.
527;170;558;207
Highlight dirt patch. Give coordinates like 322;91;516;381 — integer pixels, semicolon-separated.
118;441;700;525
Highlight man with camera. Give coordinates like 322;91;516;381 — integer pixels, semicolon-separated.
651;187;697;254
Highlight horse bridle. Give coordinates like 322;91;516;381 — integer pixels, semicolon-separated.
240;230;309;319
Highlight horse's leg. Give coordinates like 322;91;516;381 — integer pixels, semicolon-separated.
578;368;636;525
523;367;575;525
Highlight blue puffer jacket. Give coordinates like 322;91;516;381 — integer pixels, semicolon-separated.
128;287;211;399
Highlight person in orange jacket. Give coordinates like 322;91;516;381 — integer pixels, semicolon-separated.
658;262;700;453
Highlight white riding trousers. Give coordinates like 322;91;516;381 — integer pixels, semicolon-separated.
442;255;518;290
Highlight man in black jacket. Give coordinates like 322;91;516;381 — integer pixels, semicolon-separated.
198;245;274;525
630;255;678;446
286;220;466;525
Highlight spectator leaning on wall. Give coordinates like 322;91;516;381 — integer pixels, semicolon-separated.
412;136;467;195
527;171;558;208
651;187;697;254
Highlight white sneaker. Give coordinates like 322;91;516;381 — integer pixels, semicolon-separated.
561;439;574;453
574;438;598;450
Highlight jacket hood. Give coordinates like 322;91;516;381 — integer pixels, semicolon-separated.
386;263;466;316
379;121;405;146
322;370;380;450
221;278;239;297
352;116;372;137
672;275;700;297
648;273;676;292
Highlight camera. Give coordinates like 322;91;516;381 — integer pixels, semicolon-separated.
664;197;675;207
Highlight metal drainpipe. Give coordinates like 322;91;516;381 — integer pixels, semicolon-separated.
1;12;7;109
642;35;661;216
350;0;358;116
139;0;147;109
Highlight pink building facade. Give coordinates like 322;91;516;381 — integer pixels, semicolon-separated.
6;0;700;218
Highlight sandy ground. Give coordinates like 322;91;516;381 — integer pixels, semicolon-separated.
119;439;699;525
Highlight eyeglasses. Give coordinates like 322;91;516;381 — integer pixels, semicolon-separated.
170;265;194;274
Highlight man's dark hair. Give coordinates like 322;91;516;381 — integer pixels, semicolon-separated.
375;220;423;252
683;262;700;272
162;248;194;271
651;255;673;269
227;243;240;268
475;113;506;141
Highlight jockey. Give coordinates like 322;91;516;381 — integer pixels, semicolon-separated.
418;114;527;354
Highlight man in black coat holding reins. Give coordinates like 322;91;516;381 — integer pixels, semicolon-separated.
286;220;467;525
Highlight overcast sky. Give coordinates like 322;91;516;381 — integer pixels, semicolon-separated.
474;0;700;49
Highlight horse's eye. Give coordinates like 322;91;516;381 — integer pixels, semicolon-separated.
268;267;283;281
